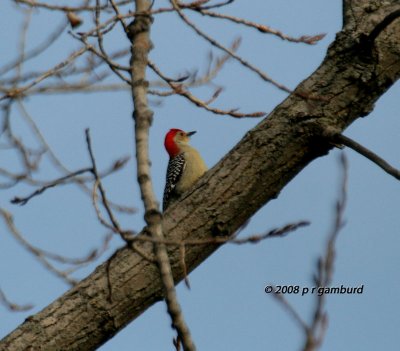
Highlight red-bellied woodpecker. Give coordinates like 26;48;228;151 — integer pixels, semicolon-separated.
163;128;207;211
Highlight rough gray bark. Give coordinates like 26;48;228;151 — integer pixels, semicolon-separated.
1;1;400;350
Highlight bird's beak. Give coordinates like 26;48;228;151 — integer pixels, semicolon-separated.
186;131;196;137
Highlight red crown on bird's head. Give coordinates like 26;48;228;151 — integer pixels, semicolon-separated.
164;129;184;157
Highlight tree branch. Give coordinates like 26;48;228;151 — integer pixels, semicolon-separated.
1;1;400;350
128;1;196;350
332;133;400;181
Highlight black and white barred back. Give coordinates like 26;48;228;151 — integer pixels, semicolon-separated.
163;153;186;211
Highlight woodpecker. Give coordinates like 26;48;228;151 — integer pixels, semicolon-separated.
163;128;207;211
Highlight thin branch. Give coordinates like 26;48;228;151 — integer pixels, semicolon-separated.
1;48;129;86
271;291;309;333
29;83;130;94
197;10;326;44
332;133;400;180
179;244;191;289
174;0;235;10
0;47;88;101
72;34;131;84
128;1;196;349
148;38;240;92
85;129;123;233
303;153;348;351
148;60;265;118
1;207;112;265
170;0;292;93
127;220;309;247
269;156;348;351
0;20;68;77
85;86;154;302
0;208;112;285
91;179;121;232
231;221;310;244
199;0;234;10
0;288;33;312
14;0;131;12
15;101;135;214
10;167;92;205
2;101;43;174
109;0;129;33
90;0;131;84
14;6;33;87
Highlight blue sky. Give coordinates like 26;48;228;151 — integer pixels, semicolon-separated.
1;1;399;350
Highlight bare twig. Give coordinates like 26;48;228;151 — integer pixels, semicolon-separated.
0;208;112;285
1;48;129;86
0;47;88;101
10;167;92;205
270;155;348;351
128;1;196;349
197;10;326;44
179;244;191;289
85;129;123;233
333;133;400;181
0;20;68;77
271;291;309;333
304;153;348;351
14;6;33;88
14;0;131;12
86;131;154;263
0;288;33;312
1;101;44;174
148;38;239;95
109;0;129;33
123;220;309;247
90;178;152;264
72;35;131;84
15;100;135;214
89;0;131;84
29;83;129;94
170;0;292;93
148;60;265;118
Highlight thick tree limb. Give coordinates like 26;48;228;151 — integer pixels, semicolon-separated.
1;1;400;350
